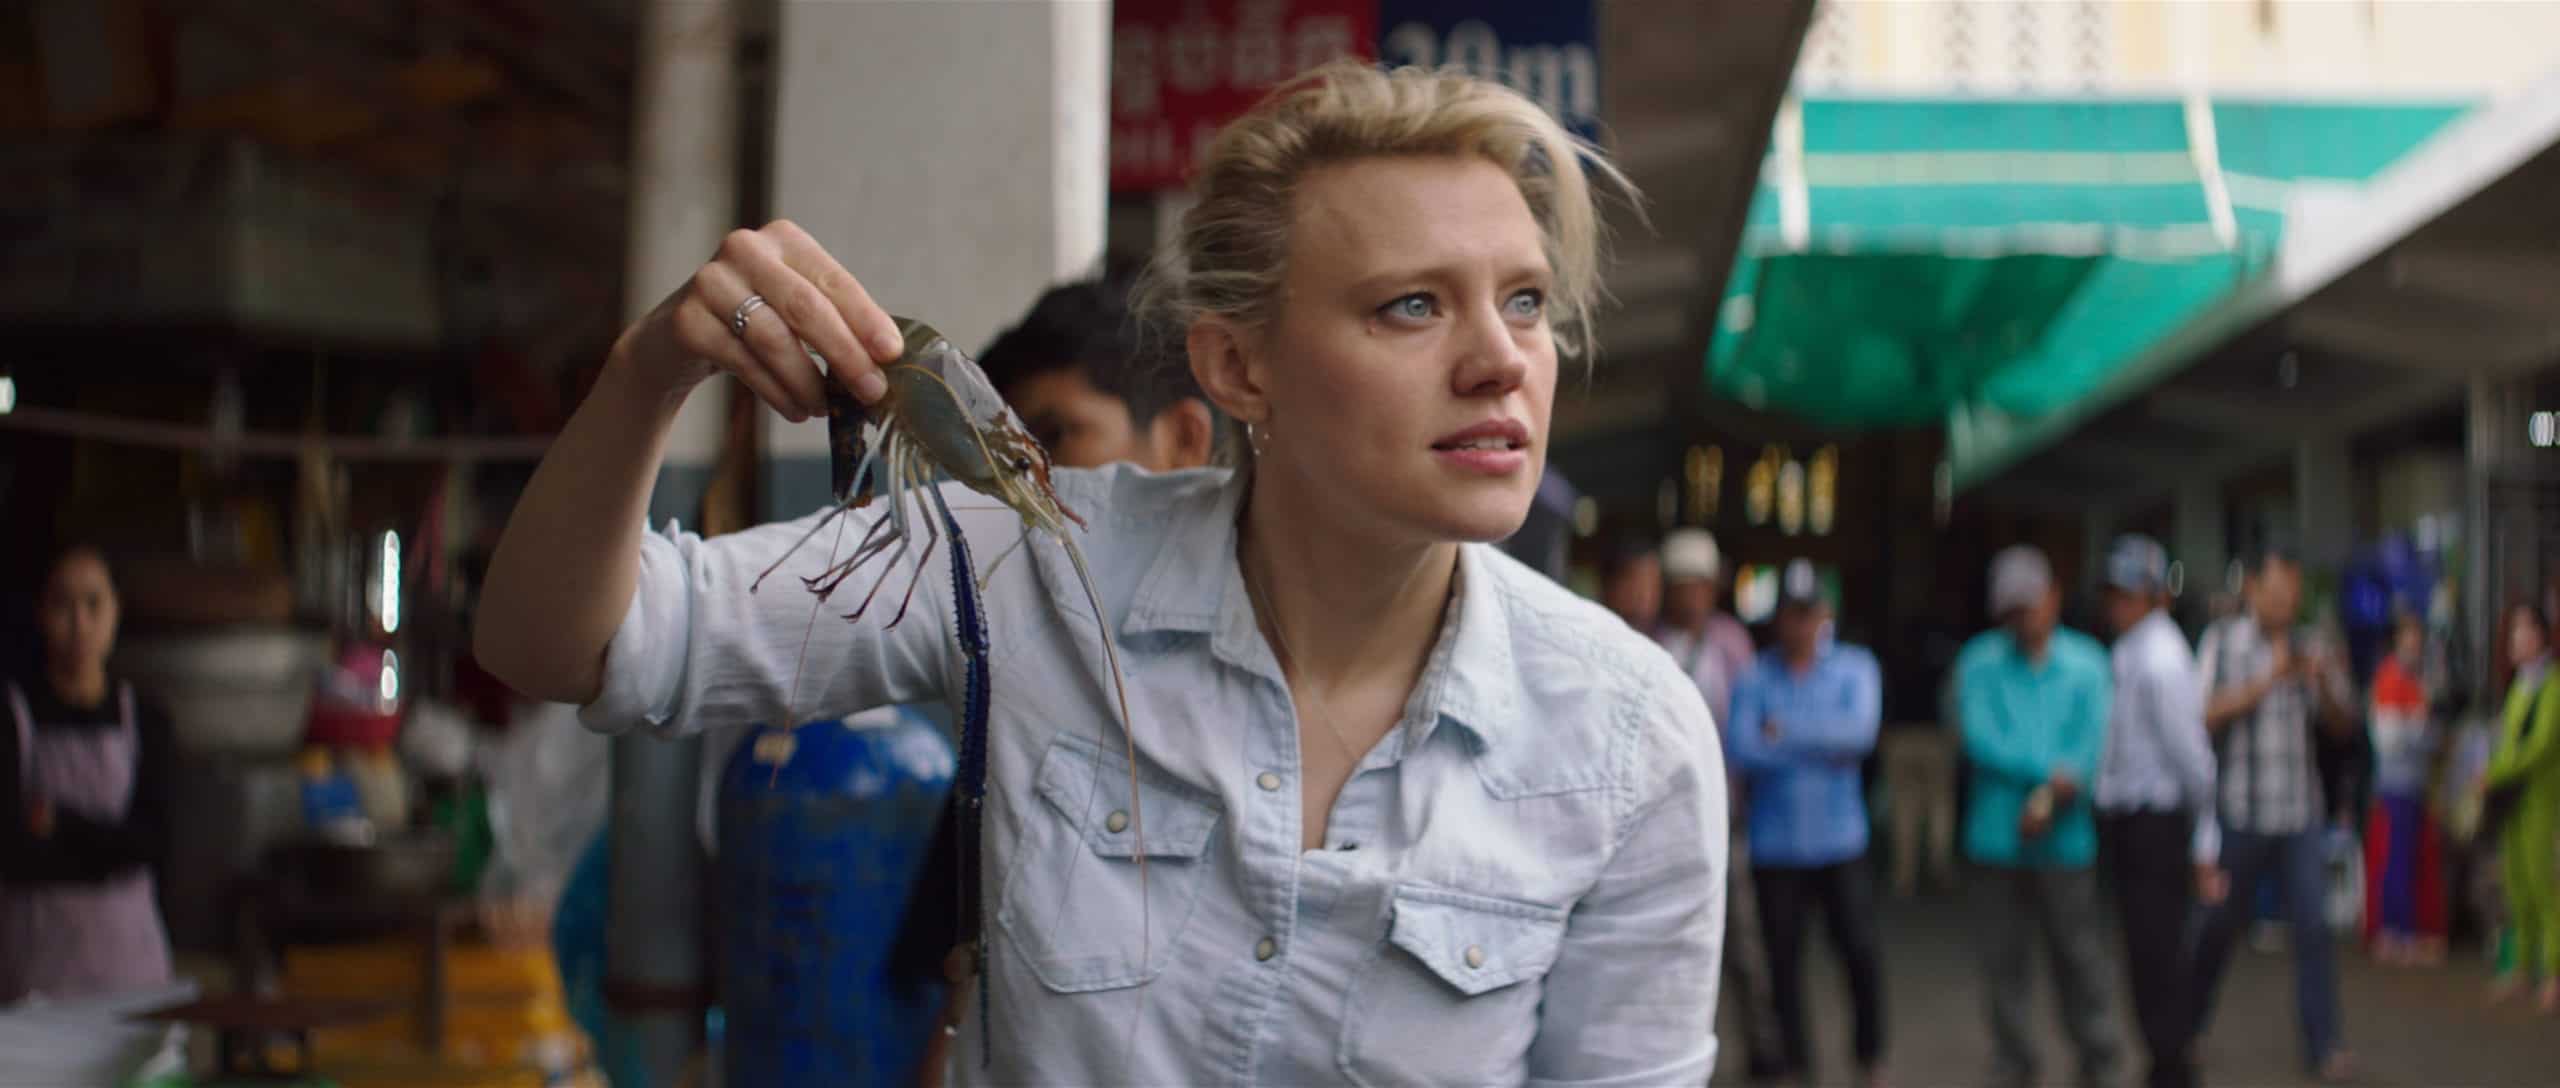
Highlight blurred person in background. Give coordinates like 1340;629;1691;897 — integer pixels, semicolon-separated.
1653;528;1784;1082
1597;531;1662;636
2364;611;2450;967
1728;559;1888;1088
2188;548;2358;1083
0;544;175;1003
2481;603;2560;1012
976;274;1220;473
1955;545;2123;1088
1658;529;1753;727
2095;535;2216;1088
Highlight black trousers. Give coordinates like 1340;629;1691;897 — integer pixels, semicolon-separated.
2099;809;2198;1088
1757;859;1888;1074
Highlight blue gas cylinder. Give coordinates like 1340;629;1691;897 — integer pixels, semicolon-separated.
717;707;956;1088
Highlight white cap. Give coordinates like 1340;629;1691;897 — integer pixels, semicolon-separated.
1989;545;2054;616
1661;529;1722;583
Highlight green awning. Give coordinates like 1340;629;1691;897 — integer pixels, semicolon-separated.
1706;96;2467;448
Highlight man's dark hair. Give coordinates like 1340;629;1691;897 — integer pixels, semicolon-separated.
1596;529;1658;583
2244;544;2300;579
979;274;1206;428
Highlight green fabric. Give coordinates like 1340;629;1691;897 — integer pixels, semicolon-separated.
2491;673;2560;977
1706;96;2468;454
1718;250;2254;429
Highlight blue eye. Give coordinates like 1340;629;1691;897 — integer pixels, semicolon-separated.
1505;290;1546;319
1382;294;1435;321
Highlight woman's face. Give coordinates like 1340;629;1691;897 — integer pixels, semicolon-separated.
39;551;119;674
2510;611;2547;668
1241;154;1556;545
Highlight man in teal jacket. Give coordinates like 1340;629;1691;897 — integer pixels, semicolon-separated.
1954;545;2125;1088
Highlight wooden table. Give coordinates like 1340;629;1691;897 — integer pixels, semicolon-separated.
230;879;476;1055
133;993;401;1080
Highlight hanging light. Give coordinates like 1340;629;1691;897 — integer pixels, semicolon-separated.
1685;445;1723;523
1778;459;1807;536
0;375;14;415
1809;445;1838;535
379;649;402;709
377;531;402;635
1747;445;1782;526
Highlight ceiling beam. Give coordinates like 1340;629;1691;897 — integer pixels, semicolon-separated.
2290;291;2556;373
2099;376;2463;511
2389;243;2560;317
1963;476;2108;517
2144;386;2282;436
2044;433;2220;481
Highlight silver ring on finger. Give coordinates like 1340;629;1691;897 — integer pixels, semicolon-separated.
730;294;770;339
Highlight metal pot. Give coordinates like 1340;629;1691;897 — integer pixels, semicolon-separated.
118;625;329;756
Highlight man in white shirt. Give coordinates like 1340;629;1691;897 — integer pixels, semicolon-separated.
2094;535;2216;1088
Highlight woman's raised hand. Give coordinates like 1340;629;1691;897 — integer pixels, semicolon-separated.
612;218;905;421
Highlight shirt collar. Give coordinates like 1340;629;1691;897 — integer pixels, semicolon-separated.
2134;609;2180;646
1760;643;1841;681
1120;469;1520;755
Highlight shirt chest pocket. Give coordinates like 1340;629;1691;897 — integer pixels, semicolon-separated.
1337;883;1569;1087
996;735;1222;993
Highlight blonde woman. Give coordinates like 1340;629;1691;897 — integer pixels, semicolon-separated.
476;61;1728;1085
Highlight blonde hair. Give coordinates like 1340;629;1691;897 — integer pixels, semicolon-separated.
1137;60;1635;371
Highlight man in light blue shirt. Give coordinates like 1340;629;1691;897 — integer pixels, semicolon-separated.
1954;545;2123;1088
1729;559;1888;1088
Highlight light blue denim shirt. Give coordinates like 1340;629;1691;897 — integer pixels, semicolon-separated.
580;464;1728;1087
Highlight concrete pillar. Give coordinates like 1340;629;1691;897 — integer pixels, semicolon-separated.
760;0;1111;519
627;0;744;526
2465;373;2520;696
608;0;737;1082
2081;506;2117;594
2173;480;2227;626
2294;435;2354;573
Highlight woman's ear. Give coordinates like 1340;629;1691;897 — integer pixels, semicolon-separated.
1187;318;1268;428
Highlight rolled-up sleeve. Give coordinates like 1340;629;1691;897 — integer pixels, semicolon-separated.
1526;673;1728;1086
579;491;964;739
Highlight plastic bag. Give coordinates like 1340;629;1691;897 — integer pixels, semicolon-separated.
475;701;612;931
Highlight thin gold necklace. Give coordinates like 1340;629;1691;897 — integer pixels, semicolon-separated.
1240;547;1370;768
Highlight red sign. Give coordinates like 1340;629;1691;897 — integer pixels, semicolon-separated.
1112;0;1377;193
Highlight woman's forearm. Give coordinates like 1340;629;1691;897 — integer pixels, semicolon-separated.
474;350;695;705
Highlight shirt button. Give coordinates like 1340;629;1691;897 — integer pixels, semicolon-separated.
1105;810;1129;834
1256;771;1282;792
1464;945;1487;969
1255;937;1278;962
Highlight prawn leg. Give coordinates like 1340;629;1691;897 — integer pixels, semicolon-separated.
884;455;944;629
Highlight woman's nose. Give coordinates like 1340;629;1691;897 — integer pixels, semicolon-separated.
1451;305;1528;397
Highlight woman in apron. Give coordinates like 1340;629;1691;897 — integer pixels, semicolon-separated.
0;544;174;1002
